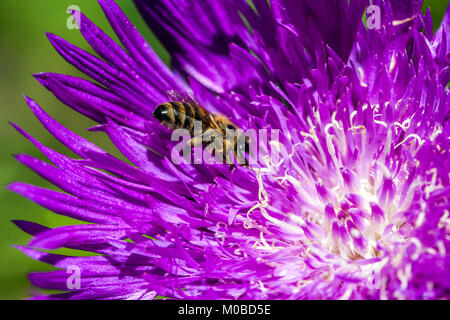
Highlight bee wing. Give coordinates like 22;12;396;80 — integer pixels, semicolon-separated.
166;90;198;106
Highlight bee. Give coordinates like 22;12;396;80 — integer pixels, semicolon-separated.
153;91;249;165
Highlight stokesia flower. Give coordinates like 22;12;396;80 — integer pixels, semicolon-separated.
8;0;450;300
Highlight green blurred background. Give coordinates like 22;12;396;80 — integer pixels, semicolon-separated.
0;0;447;299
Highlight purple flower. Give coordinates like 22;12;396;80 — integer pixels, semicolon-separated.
9;0;450;299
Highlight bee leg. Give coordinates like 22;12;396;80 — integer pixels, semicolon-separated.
187;135;203;147
187;129;217;147
207;130;228;164
223;140;234;166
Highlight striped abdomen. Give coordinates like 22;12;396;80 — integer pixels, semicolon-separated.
153;101;215;134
